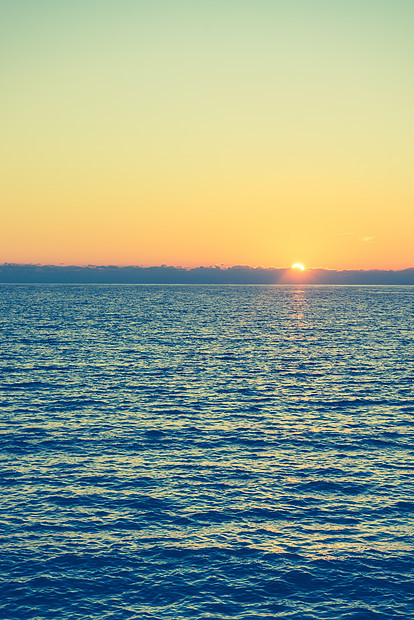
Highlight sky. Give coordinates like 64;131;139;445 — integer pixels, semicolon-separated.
1;0;413;269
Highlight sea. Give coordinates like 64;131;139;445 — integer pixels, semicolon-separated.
1;284;413;620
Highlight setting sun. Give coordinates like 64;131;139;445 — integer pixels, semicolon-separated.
292;263;305;271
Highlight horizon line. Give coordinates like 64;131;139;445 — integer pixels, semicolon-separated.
1;263;414;272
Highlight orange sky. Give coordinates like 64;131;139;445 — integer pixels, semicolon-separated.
1;1;413;269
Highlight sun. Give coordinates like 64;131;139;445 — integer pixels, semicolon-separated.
291;263;305;271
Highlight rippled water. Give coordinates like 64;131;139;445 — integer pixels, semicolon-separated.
1;284;413;619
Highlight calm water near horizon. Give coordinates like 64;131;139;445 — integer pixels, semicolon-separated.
1;284;413;619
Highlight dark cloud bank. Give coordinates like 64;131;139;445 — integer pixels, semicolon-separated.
1;264;413;284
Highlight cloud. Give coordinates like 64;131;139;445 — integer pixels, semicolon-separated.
338;232;376;243
0;264;413;284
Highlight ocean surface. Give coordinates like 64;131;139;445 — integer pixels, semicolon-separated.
1;284;413;620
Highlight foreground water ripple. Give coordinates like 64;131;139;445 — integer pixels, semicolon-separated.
0;284;413;619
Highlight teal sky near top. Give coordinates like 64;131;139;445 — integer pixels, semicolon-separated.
1;1;413;268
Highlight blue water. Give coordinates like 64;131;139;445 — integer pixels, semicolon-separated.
1;284;413;620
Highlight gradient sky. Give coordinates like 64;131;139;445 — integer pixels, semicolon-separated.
1;0;413;269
